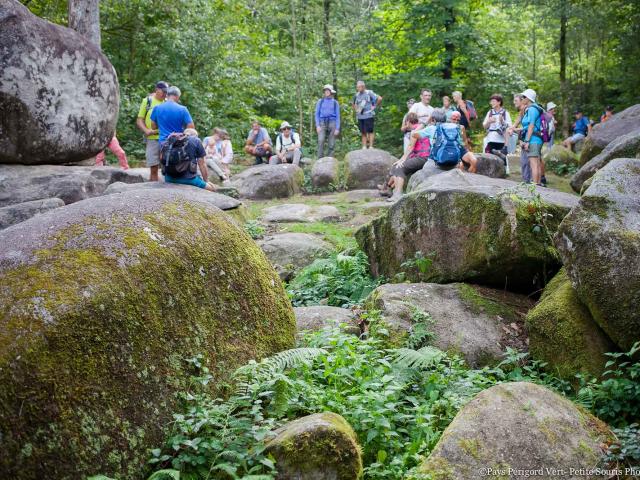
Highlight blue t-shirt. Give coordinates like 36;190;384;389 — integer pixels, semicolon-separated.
521;105;543;145
574;116;590;135
246;127;271;145
150;101;193;143
165;136;206;180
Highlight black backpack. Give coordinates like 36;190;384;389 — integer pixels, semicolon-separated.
160;134;194;176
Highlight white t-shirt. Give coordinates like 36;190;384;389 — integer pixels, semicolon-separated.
410;102;434;124
276;132;301;153
483;109;512;144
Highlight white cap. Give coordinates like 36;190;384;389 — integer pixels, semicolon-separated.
279;121;292;130
546;102;557;111
323;84;336;94
521;88;537;103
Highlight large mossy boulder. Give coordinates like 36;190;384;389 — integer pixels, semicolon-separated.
526;268;617;380
356;170;578;292
0;189;296;479
407;155;505;193
556;158;640;350
570;127;640;193
579;104;640;166
0;0;119;164
294;306;360;336
266;412;363;480
0;165;143;207
417;382;611;479
365;283;531;366
345;148;396;190
230;164;303;200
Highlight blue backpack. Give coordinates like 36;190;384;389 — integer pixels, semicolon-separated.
430;124;462;166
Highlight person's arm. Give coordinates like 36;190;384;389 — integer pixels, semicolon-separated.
587;119;592;135
335;100;340;133
136;98;155;136
222;141;234;163
315;100;322;132
198;157;209;181
482;111;492;130
374;94;382;109
398;130;420;163
151;120;158;130
293;133;301;148
275;135;282;153
246;131;255;146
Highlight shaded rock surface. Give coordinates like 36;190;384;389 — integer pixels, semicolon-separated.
470;153;506;178
365;283;531;367
357;170;578;292
262;203;340;223
579;104;640;165
0;165;143;207
0;197;64;230
294;306;360;335
544;145;579;174
0;189;295;479
345;148;396;190
266;412;363;480
418;382;611;479
556;158;640;350
0;0;119;164
526;268;617;380
230;164;303;200
570;127;640;193
258;233;332;281
312;156;339;189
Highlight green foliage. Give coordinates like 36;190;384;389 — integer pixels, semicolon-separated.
397;251;435;282
603;423;640;471
576;342;640;427
286;250;381;308
244;220;265;240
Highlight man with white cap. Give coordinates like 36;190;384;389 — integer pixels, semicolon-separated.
519;88;544;185
315;84;340;158
270;121;302;165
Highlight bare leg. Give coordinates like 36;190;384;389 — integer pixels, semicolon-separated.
368;132;375;149
462;152;478;173
150;165;159;182
361;133;367;149
392;176;405;196
530;156;541;184
205;182;217;192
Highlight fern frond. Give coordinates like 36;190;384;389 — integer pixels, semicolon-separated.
147;469;180;480
390;346;445;370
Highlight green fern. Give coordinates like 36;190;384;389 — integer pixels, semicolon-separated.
147;470;180;480
390;346;445;370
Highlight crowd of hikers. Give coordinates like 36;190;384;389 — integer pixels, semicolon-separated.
96;79;611;196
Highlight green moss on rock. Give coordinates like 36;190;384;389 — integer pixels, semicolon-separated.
266;412;363;479
526;269;617;380
0;190;296;479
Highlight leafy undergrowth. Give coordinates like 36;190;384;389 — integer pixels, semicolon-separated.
286;250;381;307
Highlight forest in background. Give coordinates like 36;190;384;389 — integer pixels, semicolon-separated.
22;0;640;160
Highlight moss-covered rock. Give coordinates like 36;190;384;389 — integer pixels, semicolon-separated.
364;283;531;366
556;158;640;350
356;170;578;292
416;382;612;480
266;412;363;480
526;269;617;379
294;306;361;336
0;189;296;479
544;145;579;169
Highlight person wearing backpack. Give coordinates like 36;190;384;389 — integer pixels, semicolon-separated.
519;89;545;185
160;128;216;191
136;81;168;181
269;121;302;165
352;80;382;149
452;91;477;134
482;94;512;174
315;84;340;158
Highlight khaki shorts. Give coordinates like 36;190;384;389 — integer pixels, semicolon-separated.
146;139;160;167
527;142;542;157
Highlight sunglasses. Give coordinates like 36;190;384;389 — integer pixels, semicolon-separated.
282;127;291;131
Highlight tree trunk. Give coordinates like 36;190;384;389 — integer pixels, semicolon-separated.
290;0;304;136
323;0;338;95
68;0;101;48
442;5;455;80
532;26;537;81
559;0;569;136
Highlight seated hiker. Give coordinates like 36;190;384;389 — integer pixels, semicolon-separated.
244;120;273;164
203;127;233;183
160;128;217;191
562;109;591;151
269;121;302;165
386;112;431;201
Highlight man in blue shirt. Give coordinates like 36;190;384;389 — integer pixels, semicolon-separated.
519;89;544;185
150;86;195;144
315;84;340;158
244;120;273;165
162;128;216;191
562;109;592;151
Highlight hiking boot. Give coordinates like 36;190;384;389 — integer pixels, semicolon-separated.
541;175;547;186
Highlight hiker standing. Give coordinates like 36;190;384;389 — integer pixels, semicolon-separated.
136;81;168;181
482;94;512;174
452;91;477;141
315;84;340;158
352;80;382;149
409;89;434;125
519;89;544;185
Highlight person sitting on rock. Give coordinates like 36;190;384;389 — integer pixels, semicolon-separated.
269;122;302;166
562;109;591;151
161;128;217;192
95;134;129;169
401;98;416;151
203;127;233;183
386;112;431;201
600;105;614;123
244;120;273;165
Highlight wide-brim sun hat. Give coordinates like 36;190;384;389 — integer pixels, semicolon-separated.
547;102;557;111
280;121;292;130
322;84;336;94
521;88;537;103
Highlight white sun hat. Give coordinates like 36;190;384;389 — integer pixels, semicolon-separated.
546;102;557;111
322;84;336;94
521;88;537;103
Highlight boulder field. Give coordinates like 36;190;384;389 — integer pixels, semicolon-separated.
230;164;304;199
0;188;296;479
0;0;119;164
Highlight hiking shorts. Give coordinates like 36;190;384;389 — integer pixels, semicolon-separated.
390;155;428;180
146;139;160;167
568;133;586;144
526;142;542;157
358;117;375;134
164;174;207;189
